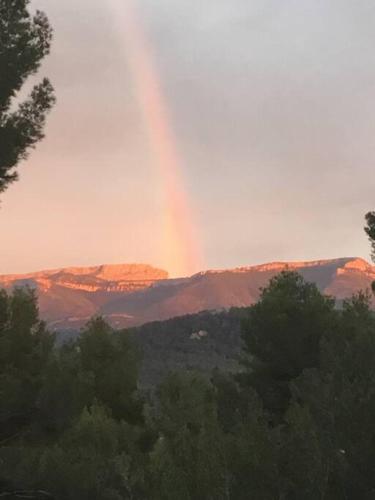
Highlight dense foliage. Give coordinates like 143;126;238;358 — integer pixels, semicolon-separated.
365;211;375;261
0;0;55;195
131;308;245;387
1;271;375;499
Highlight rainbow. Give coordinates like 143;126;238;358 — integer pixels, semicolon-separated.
108;0;203;277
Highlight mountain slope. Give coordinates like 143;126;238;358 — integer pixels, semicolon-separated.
0;264;168;326
1;257;374;329
101;257;375;327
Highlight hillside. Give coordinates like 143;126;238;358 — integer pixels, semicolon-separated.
131;308;246;387
0;264;168;326
101;257;375;327
0;257;374;329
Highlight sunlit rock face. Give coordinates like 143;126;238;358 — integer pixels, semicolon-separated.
0;264;168;325
0;264;168;292
325;258;375;301
0;258;373;330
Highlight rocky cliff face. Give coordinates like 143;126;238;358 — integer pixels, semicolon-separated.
1;258;373;329
0;264;168;325
0;263;168;292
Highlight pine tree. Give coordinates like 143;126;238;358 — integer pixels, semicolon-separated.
0;0;55;195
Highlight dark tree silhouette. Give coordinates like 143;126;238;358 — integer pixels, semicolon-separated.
365;211;375;262
365;212;375;292
0;0;55;195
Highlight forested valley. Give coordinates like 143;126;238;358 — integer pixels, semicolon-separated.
2;270;375;499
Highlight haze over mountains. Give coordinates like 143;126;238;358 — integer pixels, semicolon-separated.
0;257;374;330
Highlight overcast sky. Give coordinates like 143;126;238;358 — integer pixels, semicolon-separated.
0;0;374;276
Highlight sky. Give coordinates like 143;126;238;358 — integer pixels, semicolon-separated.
0;0;375;277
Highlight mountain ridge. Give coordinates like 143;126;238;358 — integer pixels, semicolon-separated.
0;257;374;329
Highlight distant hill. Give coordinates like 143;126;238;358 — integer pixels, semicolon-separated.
131;308;247;388
0;257;374;329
